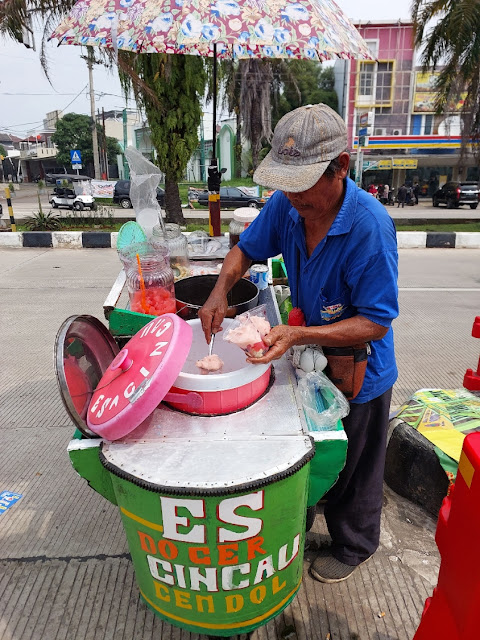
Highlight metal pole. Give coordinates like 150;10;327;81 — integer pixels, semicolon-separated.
123;109;129;179
87;48;101;180
102;107;109;180
207;43;221;237
4;187;16;232
212;43;217;160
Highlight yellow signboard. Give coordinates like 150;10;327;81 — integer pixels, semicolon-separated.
392;158;418;169
377;160;392;170
413;72;467;113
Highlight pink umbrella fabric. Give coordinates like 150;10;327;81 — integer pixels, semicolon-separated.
50;0;372;62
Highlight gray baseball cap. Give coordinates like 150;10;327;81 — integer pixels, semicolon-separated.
253;103;348;193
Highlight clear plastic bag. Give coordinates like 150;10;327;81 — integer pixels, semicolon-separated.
125;147;164;238
223;304;271;358
298;371;350;432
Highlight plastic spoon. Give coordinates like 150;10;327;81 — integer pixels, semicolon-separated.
208;333;215;356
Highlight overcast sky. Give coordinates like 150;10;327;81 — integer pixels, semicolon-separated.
0;0;414;138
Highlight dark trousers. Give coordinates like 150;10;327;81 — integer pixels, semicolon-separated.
324;387;393;566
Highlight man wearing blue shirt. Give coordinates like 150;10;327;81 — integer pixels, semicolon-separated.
199;104;399;583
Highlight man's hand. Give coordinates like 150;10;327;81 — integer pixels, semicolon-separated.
198;292;228;344
246;325;301;364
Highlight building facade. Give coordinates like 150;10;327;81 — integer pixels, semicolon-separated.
335;20;477;196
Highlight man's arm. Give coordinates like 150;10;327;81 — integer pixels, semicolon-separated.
198;245;252;343
248;315;388;364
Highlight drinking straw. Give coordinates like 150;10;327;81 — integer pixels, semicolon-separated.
136;253;148;314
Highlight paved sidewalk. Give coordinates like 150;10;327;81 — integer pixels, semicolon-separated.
1;248;479;639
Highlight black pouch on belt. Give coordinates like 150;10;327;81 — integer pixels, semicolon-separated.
322;343;370;400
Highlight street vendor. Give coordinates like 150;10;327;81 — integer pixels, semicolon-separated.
198;103;399;584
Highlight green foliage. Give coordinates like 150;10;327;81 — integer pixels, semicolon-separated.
272;61;338;128
125;53;206;183
119;52;206;224
24;210;62;231
52;113;97;166
0;143;6;157
106;136;121;161
52;113;122;168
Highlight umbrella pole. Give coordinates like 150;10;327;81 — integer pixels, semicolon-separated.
208;43;221;237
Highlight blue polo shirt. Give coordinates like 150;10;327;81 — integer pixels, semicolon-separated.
238;177;399;403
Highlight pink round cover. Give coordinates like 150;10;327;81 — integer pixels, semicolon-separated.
87;314;192;440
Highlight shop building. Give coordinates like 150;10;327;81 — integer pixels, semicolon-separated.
334;20;477;196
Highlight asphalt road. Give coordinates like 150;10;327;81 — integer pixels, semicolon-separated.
1;247;479;639
2;184;480;221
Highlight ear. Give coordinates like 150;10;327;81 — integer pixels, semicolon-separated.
338;152;350;179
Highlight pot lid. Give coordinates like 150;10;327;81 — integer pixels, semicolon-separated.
87;313;192;441
55;315;120;438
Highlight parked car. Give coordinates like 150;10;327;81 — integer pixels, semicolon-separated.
113;179;165;209
432;182;480;209
195;186;266;209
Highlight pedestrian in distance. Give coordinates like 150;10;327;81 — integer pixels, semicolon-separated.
198;103;399;584
397;184;407;207
413;183;420;205
383;183;390;205
367;183;378;198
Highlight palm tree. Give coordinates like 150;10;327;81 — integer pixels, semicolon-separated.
412;0;480;167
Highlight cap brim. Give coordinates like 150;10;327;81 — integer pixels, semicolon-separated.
253;150;330;193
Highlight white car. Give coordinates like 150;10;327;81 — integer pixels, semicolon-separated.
50;186;97;211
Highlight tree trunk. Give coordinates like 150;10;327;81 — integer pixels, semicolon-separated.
164;176;185;225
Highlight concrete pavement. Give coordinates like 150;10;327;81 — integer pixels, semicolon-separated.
1;247;480;639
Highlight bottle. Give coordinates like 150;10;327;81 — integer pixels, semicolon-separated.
229;207;261;249
152;223;190;281
119;242;176;316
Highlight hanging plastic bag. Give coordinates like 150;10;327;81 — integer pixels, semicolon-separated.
298;371;350;432
125;147;164;238
223;304;271;358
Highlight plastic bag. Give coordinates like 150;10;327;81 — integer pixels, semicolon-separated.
298;371;350;432
290;345;328;375
125;147;164;238
223;304;271;358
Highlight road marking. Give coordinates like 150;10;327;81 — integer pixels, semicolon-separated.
399;287;480;292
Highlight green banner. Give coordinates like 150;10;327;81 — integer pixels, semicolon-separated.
110;465;309;636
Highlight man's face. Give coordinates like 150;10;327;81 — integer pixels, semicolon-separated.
282;173;337;217
281;152;349;219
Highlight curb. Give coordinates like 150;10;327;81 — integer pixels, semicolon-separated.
1;231;480;249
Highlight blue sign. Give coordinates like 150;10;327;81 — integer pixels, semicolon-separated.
358;127;368;137
70;149;82;164
0;491;22;514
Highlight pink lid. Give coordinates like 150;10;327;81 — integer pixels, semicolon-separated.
87;314;192;440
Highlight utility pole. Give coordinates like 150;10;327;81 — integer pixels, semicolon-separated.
102;107;109;180
86;47;101;180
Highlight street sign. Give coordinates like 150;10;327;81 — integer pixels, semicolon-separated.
359;112;369;126
358;127;368;137
363;161;378;171
72;164;83;171
70;149;82;165
358;136;366;147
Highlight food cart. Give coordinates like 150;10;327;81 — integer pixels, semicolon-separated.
54;264;347;638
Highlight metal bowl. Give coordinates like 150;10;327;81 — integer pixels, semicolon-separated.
175;275;259;320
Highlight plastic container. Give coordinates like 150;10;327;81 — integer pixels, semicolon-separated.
229;207;261;248
119;242;176;316
152;223;190;281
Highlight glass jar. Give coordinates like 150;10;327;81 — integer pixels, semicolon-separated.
229;207;261;249
152;223;190;281
119;242;176;316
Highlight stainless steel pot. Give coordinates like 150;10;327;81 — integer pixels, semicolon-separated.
175;275;259;320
